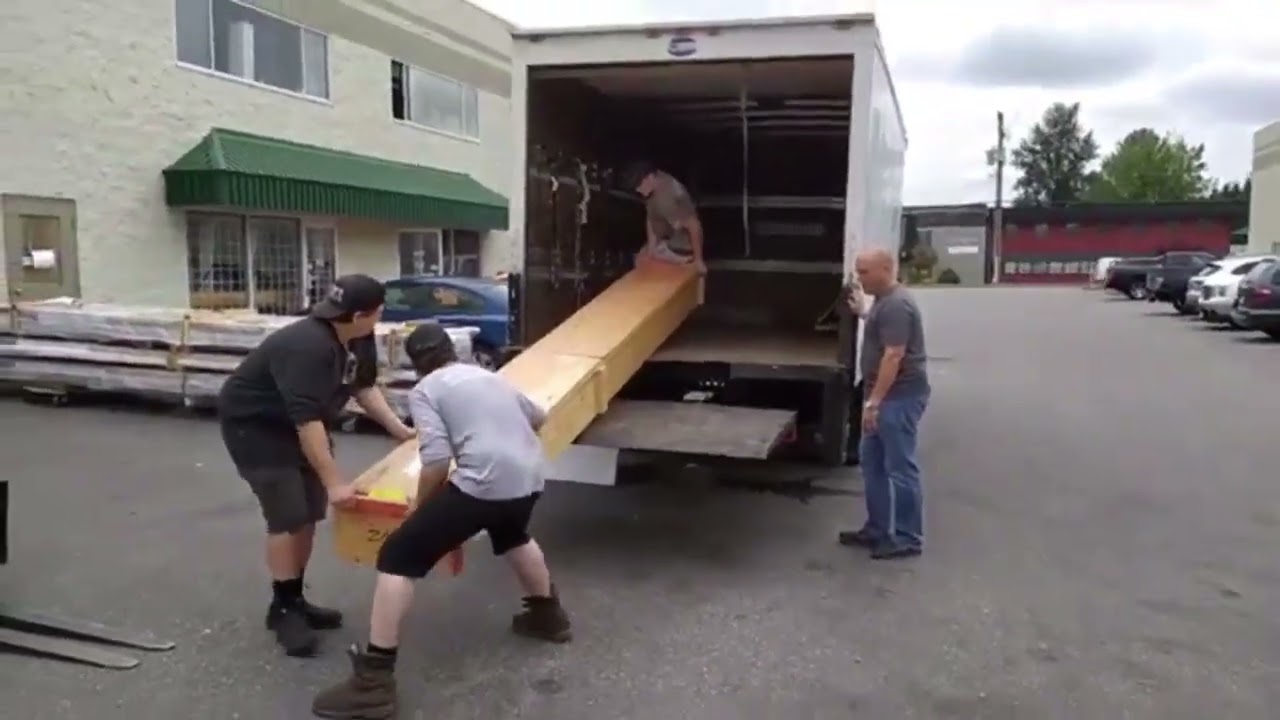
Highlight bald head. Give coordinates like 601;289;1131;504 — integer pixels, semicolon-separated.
854;248;899;296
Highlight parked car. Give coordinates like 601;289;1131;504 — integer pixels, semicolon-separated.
1144;251;1219;312
381;276;511;368
1199;256;1277;326
1090;257;1122;287
1183;264;1220;314
1104;257;1160;299
1233;260;1280;339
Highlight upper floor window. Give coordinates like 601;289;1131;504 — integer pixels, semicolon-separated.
391;60;479;139
175;0;329;100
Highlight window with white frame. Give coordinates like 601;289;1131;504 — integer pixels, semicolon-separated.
186;212;337;314
397;229;482;277
175;0;329;99
390;60;479;138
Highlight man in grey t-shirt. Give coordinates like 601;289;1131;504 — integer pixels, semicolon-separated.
313;323;570;719
838;248;931;561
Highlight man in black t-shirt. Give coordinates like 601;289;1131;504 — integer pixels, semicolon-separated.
219;274;415;658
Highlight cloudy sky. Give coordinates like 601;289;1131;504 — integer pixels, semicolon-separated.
470;0;1280;205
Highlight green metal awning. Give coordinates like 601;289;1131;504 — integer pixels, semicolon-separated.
162;128;507;230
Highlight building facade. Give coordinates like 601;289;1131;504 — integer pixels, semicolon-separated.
1247;120;1280;255
901;204;989;286
1;0;515;311
996;202;1247;284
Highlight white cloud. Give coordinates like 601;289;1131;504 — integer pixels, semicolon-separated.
471;0;1277;204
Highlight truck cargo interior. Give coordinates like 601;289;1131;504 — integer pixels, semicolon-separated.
521;56;856;461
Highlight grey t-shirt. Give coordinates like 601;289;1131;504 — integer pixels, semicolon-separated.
407;363;547;501
860;286;929;400
646;172;697;254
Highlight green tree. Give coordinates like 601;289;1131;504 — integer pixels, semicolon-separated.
1010;102;1100;206
904;245;939;284
1085;128;1212;202
1209;177;1251;201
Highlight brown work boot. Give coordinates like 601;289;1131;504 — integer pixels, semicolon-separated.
511;585;572;643
311;645;397;719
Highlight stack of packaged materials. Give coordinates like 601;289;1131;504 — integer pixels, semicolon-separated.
0;298;477;417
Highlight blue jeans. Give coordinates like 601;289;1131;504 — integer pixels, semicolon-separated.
859;393;929;549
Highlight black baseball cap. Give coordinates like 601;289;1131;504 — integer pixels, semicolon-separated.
311;274;386;319
403;322;453;360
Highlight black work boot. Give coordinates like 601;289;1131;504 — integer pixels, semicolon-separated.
300;599;344;630
511;585;572;643
311;645;397;719
266;599;343;632
266;603;319;658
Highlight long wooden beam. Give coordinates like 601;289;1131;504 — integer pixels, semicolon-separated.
333;262;701;565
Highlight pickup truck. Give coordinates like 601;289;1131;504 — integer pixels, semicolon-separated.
1104;257;1160;299
1144;251;1219;312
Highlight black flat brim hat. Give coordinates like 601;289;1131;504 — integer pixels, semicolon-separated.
403;322;454;360
311;274;387;319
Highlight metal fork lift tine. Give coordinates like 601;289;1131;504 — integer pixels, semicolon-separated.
0;627;140;670
1;481;175;669
0;606;177;651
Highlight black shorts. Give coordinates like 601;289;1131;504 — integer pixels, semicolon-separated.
376;482;541;579
221;421;327;535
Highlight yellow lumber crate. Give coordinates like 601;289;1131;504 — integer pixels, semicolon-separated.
333;263;699;566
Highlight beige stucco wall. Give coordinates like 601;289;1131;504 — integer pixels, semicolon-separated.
335;219;402;280
0;0;514;307
1248;120;1280;255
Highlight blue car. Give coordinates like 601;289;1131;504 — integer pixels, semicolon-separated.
381;275;511;369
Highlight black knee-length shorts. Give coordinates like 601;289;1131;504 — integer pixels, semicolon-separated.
221;421;327;535
376;482;540;579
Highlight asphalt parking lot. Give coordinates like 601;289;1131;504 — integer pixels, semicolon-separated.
3;286;1279;720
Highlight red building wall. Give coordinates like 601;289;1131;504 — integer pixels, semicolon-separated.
1000;219;1235;284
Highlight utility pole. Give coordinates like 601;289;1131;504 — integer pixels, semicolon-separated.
987;111;1007;284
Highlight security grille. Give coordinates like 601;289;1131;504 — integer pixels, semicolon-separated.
397;229;481;277
187;213;250;310
187;213;334;314
305;226;337;308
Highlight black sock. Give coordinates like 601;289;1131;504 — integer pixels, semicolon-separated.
367;642;398;658
272;578;304;607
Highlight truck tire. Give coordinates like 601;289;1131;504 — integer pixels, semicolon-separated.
1127;283;1148;300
